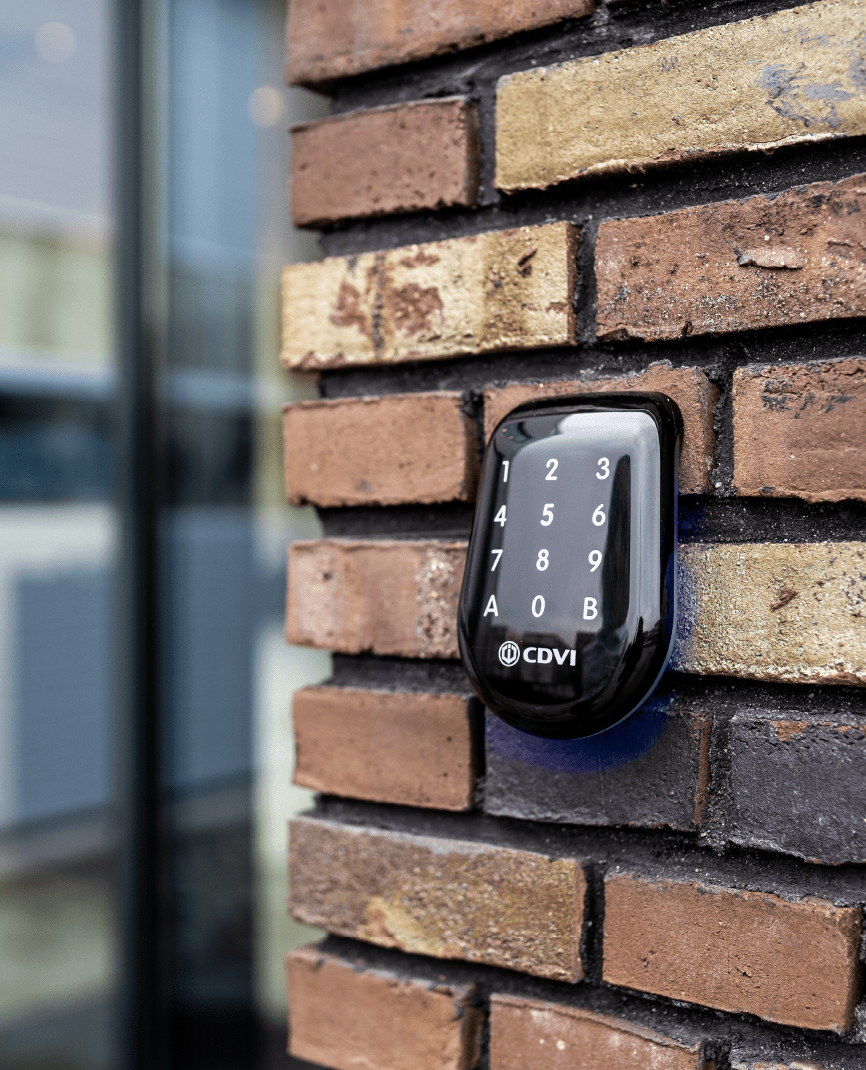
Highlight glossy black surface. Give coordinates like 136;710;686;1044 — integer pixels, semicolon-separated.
458;393;682;739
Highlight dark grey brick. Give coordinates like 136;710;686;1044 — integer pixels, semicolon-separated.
714;712;866;864
483;692;710;831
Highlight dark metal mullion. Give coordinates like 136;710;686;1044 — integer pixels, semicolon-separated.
113;0;168;1066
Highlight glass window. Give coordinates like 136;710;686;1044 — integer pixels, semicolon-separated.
0;2;116;1067
164;2;328;1060
0;0;328;1064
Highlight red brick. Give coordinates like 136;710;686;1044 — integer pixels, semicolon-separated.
282;392;478;508
286;539;466;658
732;357;866;502
596;175;866;342
489;994;703;1070
603;872;861;1032
288;817;585;981
285;0;594;86
292;686;476;809
287;945;482;1070
484;363;717;493
291;99;479;226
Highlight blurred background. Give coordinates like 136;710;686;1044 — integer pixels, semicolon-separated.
0;0;329;1065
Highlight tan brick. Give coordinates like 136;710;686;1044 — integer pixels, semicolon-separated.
489;994;702;1070
290;99;479;227
496;0;866;191
595;175;866;342
280;223;577;370
292;686;475;809
286;0;594;86
483;362;717;493
286;539;466;658
287;946;482;1070
674;542;866;686
288;817;585;981
283;392;478;507
733;358;866;502
603;872;861;1032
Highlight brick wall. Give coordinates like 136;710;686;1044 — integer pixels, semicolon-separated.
280;0;866;1066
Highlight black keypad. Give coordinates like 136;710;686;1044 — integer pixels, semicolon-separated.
458;393;682;739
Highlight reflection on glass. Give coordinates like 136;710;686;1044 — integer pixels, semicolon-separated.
162;0;329;1059
0;1;116;1066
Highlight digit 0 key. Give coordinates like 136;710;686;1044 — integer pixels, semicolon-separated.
457;393;682;739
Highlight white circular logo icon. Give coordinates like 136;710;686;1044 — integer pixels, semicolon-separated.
498;641;520;667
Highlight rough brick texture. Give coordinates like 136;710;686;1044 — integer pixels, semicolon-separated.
287;946;482;1070
288;817;586;981
674;542;866;685
282;392;479;507
281;0;866;1057
603;873;862;1032
595;175;866;342
713;711;866;864
280;223;577;370
489;995;702;1070
484;696;711;831
496;0;866;191
483;363;717;493
732;358;866;502
285;0;594;86
290;99;479;226
731;1060;827;1070
286;539;465;658
292;686;476;810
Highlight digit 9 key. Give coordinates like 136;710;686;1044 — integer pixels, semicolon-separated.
457;393;682;739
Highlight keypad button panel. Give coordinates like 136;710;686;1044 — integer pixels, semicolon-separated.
458;394;681;739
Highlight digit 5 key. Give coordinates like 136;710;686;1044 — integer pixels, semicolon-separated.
457;393;683;739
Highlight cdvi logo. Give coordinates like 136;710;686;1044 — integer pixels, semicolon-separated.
498;641;576;667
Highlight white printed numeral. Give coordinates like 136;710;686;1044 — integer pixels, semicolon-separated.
501;460;510;483
592;503;606;526
531;595;545;618
490;549;503;571
596;457;610;480
536;549;549;571
588;550;602;572
494;505;507;527
540;503;554;526
545;458;558;480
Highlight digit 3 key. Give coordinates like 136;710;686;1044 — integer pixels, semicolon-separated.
457;393;683;739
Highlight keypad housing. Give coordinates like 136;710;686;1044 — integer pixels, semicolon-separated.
458;393;682;739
